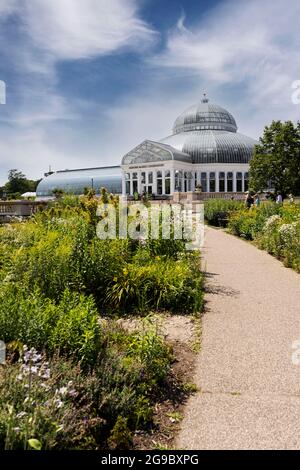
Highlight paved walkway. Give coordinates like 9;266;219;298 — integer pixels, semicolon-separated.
178;227;300;450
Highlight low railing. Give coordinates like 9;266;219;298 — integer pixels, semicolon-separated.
0;201;47;218
198;192;246;201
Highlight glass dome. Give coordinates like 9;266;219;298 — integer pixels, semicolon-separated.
160;97;258;164
173;96;238;134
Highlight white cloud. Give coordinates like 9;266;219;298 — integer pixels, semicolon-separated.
1;0;300;186
152;0;300;107
2;0;157;61
0;0;158;183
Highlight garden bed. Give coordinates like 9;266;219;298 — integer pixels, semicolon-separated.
0;193;204;450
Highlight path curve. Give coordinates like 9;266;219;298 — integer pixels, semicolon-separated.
178;227;300;450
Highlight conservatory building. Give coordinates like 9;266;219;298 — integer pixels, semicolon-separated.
36;96;258;199
121;96;258;197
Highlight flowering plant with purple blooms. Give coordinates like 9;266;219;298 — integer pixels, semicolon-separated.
0;346;93;451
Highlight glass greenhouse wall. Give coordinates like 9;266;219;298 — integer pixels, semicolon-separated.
36;166;122;197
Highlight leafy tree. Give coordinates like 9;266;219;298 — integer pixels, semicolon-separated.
250;121;300;196
2;169;40;198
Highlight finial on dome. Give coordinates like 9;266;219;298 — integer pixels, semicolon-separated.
201;93;209;103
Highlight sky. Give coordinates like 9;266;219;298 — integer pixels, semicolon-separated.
0;0;300;184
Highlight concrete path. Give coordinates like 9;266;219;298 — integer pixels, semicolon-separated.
178;227;300;450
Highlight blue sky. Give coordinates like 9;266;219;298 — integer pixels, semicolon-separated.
0;0;300;184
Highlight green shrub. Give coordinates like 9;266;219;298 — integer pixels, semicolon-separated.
0;286;102;365
227;202;300;272
204;199;243;226
106;254;203;314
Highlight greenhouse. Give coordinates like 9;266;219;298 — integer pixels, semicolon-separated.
121;96;258;196
37;96;258;198
36;166;122;198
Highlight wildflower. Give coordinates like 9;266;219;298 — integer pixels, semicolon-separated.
55;399;64;409
264;215;281;230
16;412;27;419
279;222;298;246
12;428;21;433
57;387;68;397
39;368;51;380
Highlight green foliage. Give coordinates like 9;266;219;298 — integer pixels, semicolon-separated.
0;201;204;314
0;353;99;450
107;416;133;449
106;254;203;314
204;199;243;227
0;196;204;449
250;120;300;196
227;202;300;272
1;169;39;199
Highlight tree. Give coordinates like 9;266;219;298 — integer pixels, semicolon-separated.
250;121;300;196
3;169;40;198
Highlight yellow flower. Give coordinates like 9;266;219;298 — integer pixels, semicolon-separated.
155;256;161;261
123;268;128;276
113;277;118;282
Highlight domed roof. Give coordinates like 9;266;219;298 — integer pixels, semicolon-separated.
161;130;258;164
173;95;238;134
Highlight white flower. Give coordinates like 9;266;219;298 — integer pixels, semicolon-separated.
16;412;27;419
39;368;51;380
264;215;281;230
57;387;68;397
55;399;64;409
279;222;299;246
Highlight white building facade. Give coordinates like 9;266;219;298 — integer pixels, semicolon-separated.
121;97;257;197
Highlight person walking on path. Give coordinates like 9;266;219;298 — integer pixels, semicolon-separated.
276;192;283;205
